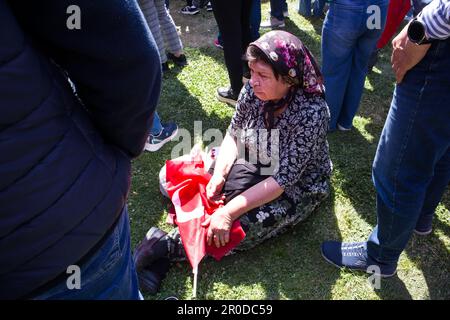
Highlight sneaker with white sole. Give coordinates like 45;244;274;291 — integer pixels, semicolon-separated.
181;5;200;15
260;16;285;29
216;87;238;106
321;241;397;278
337;124;351;131
144;122;178;152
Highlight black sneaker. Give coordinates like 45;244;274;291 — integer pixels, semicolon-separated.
217;87;238;106
161;62;169;73
145;122;178;152
181;5;200;15
206;1;213;11
167;52;188;67
137;257;170;295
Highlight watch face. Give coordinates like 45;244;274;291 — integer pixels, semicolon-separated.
409;20;425;43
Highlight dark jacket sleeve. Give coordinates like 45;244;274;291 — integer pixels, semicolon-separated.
8;0;161;157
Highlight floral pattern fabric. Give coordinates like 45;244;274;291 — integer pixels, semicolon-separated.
227;83;333;251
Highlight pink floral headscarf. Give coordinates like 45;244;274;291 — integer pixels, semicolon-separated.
249;30;324;97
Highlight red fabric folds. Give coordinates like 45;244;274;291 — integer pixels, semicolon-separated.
165;159;246;269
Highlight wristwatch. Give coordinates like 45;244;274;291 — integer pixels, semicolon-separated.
407;18;434;45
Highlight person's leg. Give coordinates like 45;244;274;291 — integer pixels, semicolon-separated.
250;0;262;41
261;0;285;28
298;0;312;17
282;0;288;16
138;0;167;64
337;0;388;129
313;0;326;16
146;113;178;152
155;0;183;56
368;39;450;266
151;112;163;136
236;191;329;251
211;0;251;97
321;1;363;131
33;208;140;300
270;0;285;21
415;149;450;234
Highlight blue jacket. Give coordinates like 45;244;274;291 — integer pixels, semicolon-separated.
0;0;161;298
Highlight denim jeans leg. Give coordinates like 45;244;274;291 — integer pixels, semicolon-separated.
33;207;140;300
416;148;450;230
270;0;284;20
368;39;450;265
151;112;163;136
321;2;363;130
250;0;261;41
298;0;311;16
313;0;326;16
338;1;388;128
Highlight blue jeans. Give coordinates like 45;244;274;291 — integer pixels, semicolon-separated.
321;0;388;130
368;39;450;266
298;0;326;17
251;0;262;40
33;207;141;300
270;0;288;21
151;112;163;136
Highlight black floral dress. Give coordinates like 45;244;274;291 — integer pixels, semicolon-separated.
227;83;332;250
163;83;332;257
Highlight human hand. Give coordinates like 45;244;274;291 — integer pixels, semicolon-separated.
206;174;226;201
391;23;431;84
201;207;234;248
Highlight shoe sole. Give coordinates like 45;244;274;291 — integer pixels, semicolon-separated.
181;10;199;15
216;93;237;107
144;127;179;152
414;228;432;236
260;23;285;29
320;247;397;278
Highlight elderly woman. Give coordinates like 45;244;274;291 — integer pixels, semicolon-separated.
135;31;332;294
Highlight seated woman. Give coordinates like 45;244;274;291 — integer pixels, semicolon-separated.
134;31;333;294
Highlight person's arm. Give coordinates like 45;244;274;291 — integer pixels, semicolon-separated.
205;132;239;201
203;177;283;248
8;0;161;158
392;0;450;83
206;84;252;200
417;0;450;40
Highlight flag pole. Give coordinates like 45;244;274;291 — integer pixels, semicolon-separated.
192;266;198;298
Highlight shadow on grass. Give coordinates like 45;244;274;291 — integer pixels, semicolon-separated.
129;65;230;246
191;187;341;299
330;121;450;299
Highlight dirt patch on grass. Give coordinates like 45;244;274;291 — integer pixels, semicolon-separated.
169;0;218;48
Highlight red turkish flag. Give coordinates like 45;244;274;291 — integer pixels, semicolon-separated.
165;159;245;267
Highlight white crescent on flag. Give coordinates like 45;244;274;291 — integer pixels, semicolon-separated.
171;185;205;223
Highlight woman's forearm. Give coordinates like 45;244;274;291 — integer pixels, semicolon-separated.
224;177;284;221
213;132;238;179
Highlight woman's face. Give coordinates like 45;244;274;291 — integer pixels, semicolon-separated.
248;60;291;102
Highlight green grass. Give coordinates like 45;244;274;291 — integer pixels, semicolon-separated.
129;0;450;300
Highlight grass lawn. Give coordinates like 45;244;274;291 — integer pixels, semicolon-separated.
129;0;450;300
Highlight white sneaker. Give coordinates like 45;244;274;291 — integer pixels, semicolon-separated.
260;16;285;29
337;124;351;131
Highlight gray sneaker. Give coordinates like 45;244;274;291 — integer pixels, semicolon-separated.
260;16;285;29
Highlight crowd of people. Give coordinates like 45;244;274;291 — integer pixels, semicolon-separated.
1;0;448;299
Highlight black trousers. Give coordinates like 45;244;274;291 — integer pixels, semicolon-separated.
210;0;252;94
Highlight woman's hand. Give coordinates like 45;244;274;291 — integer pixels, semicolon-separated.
206;174;226;201
201;207;234;248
